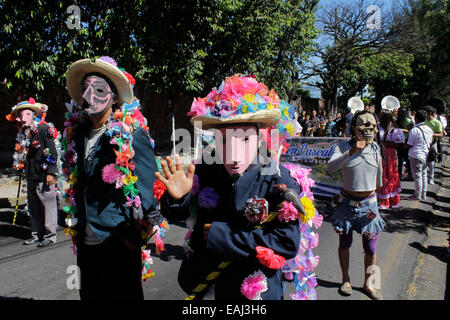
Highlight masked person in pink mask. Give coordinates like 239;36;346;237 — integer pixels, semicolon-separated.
6;98;59;247
157;75;306;300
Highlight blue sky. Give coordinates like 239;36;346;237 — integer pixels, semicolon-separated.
305;0;398;99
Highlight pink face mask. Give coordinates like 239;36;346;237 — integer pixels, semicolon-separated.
216;125;260;177
18;109;35;127
81;75;114;116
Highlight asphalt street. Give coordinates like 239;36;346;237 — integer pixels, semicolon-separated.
0;143;448;300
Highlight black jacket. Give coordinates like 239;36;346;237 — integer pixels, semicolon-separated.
26;124;58;182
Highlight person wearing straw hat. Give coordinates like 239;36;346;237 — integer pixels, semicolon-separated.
63;56;163;300
6;98;59;247
157;75;307;300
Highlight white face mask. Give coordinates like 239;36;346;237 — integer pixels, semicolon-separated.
81;75;114;117
19;109;35;127
354;113;378;143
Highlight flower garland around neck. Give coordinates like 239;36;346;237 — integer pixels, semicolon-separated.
61;98;160;254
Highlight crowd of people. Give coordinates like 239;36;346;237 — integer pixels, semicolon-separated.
5;53;447;301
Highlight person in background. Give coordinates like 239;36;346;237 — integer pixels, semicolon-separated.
405;109;433;201
396;108;414;180
297;110;306;131
325;115;336;137
6;99;59;247
311;110;320;136
377;109;405;209
334;115;347;137
425;98;447;164
344;107;354;137
304;113;315;137
424;106;443;185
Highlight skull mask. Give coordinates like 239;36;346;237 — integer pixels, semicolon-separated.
354;113;378;143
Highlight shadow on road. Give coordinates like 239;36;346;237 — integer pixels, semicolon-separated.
0;224;30;240
147;243;185;261
409;242;449;264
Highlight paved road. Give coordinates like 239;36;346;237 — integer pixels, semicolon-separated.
0;146;448;300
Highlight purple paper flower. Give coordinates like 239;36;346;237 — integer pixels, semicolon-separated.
191;174;200;197
198;187;220;209
99;56;117;67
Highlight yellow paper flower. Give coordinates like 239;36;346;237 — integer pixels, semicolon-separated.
68;173;78;185
286;123;295;137
300;196;316;223
243;93;257;104
122;174;138;185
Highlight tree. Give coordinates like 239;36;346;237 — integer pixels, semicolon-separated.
302;0;407;114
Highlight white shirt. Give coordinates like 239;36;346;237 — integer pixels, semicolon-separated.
407;123;433;160
439;115;447;129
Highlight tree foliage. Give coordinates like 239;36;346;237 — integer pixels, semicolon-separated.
0;0;319;104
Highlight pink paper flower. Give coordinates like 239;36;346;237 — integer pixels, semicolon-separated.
240;271;268;300
277;201;299;223
102;163;121;184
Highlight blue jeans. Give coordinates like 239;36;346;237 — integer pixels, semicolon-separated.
333;193;385;239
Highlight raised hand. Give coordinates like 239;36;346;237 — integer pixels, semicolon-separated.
155;154;195;200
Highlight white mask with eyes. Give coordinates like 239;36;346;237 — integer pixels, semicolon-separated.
354;113;378;143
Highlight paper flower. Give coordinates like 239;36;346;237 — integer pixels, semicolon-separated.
99;56;117;67
240;271;268;300
312;214;323;229
277;201;299;223
191;174;200;196
255;246;286;269
299;196;316;223
102;164;122;184
123;71;136;86
290;288;317;300
153;179;167;201
243;196;269;225
198;187;220;209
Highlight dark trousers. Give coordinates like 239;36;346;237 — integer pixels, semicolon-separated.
396;147;411;176
76;237;143;300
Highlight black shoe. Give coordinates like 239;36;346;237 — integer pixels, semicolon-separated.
23;238;40;245
37;239;53;247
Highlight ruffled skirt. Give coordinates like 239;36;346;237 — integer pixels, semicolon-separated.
377;147;401;208
333;194;385;239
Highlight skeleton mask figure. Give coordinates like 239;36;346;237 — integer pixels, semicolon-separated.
353;112;378;143
81;75;115;117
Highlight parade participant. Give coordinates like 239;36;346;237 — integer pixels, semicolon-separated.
377;109;405;209
424;106;443;185
327;110;385;300
62;56;164;300
6;98;59;247
157;75;312;300
405;109;433;201
396;108;414;179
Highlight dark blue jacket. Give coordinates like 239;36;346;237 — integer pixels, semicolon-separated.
161;155;300;300
73;123;158;246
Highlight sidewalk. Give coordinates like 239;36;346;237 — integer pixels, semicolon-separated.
406;139;450;300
